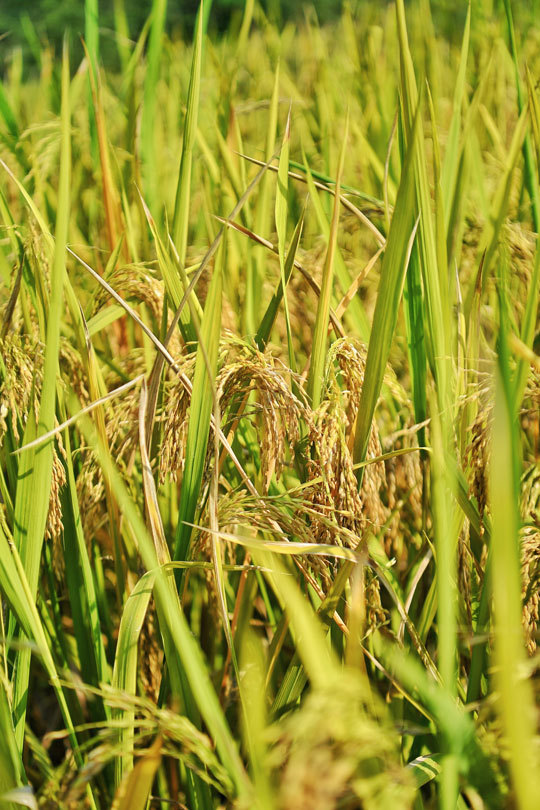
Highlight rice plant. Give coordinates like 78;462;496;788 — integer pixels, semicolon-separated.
0;0;539;808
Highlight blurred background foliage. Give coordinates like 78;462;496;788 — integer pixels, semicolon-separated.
4;0;538;75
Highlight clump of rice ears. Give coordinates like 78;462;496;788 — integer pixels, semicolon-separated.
0;0;539;808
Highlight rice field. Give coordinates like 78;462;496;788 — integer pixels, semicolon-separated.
0;0;539;808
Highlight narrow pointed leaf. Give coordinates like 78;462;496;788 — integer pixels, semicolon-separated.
174;243;223;568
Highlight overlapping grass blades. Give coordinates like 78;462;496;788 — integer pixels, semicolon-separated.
246;63;280;336
395;0;449;410
307;113;348;409
504;0;540;406
489;280;539;810
10;41;72;752
0;513;92;804
353;103;419;471
0;1;539;807
112;570;153;785
172;1;204;260
141;0;167;214
275;110;296;374
174;241;223;570
61;425;110;698
69;402;250;800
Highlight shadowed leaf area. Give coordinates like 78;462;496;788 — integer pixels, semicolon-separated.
0;1;539;809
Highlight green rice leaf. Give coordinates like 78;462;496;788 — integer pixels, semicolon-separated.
275;109;296;373
489;283;540;809
307;112;348;409
353;99;420;472
141;0;168;213
112;571;154;785
504;0;540;233
174;241;223;571
396;0;449;408
172;1;204;262
67;401;250;799
440;2;471;232
61;422;110;700
10;40;71;751
255;205;305;351
246;62;280;334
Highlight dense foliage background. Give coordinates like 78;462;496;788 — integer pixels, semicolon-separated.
2;1;539;78
0;0;539;809
1;0;511;67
